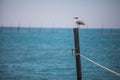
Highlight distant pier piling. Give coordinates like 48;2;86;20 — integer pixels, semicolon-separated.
17;24;20;32
0;26;3;33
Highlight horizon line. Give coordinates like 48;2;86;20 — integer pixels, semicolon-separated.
1;26;120;29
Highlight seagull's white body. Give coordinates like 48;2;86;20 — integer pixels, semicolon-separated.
74;17;85;28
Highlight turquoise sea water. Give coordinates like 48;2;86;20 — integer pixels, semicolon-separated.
0;27;120;80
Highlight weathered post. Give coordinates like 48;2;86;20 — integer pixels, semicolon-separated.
73;17;85;80
73;28;82;80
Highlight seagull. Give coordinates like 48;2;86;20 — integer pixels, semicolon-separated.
74;17;85;25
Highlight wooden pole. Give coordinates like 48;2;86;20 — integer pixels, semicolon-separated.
73;28;82;80
17;24;20;32
0;24;3;33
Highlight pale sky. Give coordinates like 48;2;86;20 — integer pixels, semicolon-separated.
0;0;120;28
